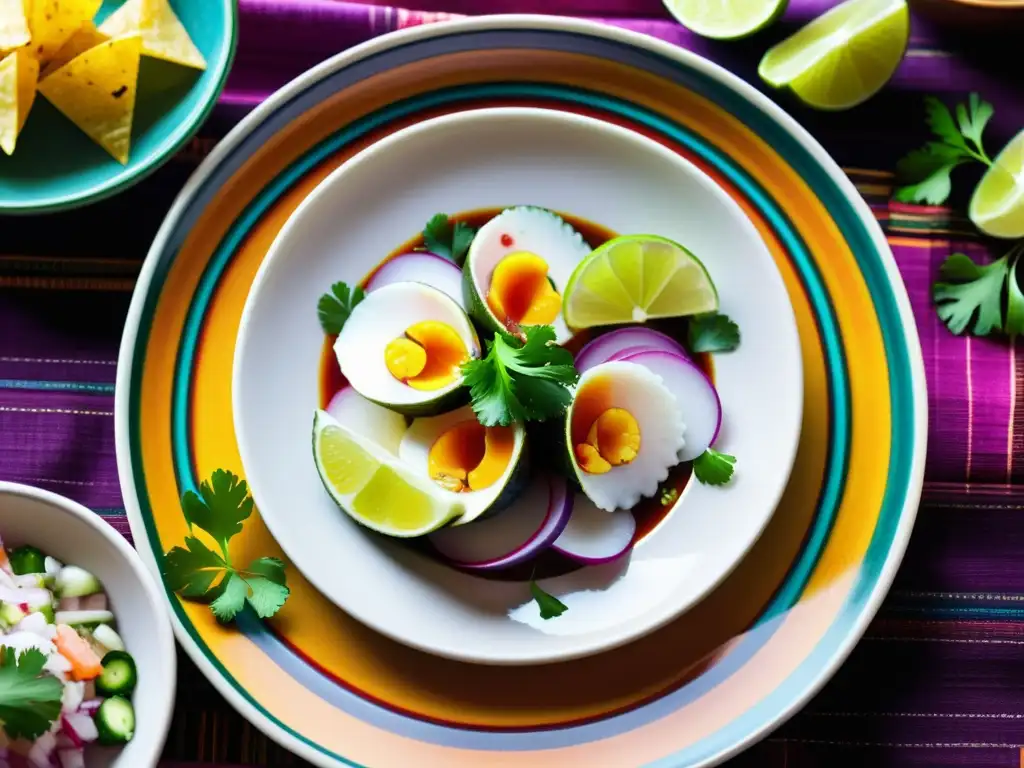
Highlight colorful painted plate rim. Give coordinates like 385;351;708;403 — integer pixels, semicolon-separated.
114;14;927;768
0;0;238;215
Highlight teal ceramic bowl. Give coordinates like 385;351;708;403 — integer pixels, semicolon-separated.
0;0;236;214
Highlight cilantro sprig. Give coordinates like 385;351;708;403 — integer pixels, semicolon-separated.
462;325;579;427
530;580;567;620
423;213;476;266
318;282;365;335
163;470;290;623
933;242;1024;337
693;448;736;486
895;93;994;205
688;312;740;354
0;647;63;741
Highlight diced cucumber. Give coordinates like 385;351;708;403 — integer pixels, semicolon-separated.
55;566;102;598
95;696;135;745
9;546;46;575
34;602;55;624
0;601;27;628
54;609;114;627
95;651;137;697
91;624;125;653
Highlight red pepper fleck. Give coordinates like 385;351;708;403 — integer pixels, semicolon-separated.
500;233;514;248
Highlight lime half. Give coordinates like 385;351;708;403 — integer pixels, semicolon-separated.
758;0;909;110
970;129;1024;239
562;235;718;329
312;410;464;537
663;0;788;40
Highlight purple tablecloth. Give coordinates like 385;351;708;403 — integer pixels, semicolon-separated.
3;1;1024;766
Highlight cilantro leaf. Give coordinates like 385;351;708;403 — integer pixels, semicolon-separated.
163;536;228;598
688;312;740;354
895;93;994;205
165;470;290;624
461;325;579;426
529;581;567;620
317;282;365;335
933;253;1008;336
0;647;63;741
210;573;248;622
693;448;736;486
184;469;253;550
244;577;291;619
423;213;476;266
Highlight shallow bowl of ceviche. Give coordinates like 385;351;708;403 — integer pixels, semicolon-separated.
234;107;803;665
0;482;176;767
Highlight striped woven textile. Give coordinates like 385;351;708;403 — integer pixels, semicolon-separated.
2;1;1024;766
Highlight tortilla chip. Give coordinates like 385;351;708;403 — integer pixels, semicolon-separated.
98;0;204;70
28;0;102;62
38;33;141;164
0;49;38;155
39;21;109;78
0;0;29;52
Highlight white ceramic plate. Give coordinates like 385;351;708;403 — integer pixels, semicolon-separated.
233;107;802;665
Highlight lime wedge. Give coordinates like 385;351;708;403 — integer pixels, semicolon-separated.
758;0;909;110
312;410;464;537
662;0;788;40
562;235;718;329
969;129;1024;239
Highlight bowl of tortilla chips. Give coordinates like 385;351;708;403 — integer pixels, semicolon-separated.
0;0;235;213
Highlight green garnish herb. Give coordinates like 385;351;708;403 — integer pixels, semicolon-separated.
895;93;994;205
687;312;740;354
164;469;291;623
461;325;579;427
659;486;679;506
933;243;1024;337
423;213;476;266
530;580;567;620
693;448;736;486
317;281;365;335
0;647;63;741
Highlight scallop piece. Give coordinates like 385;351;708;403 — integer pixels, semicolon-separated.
565;361;686;511
465;206;592;344
399;406;528;525
334;282;480;416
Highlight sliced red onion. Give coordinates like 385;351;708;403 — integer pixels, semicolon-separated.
78;593;107;612
618;349;722;462
78;699;102;716
62;712;97;744
15;612;55;640
0;568;14;587
13;574;45;588
551;494;637;564
574;327;689;372
325;386;408;457
428;475;572;570
57;748;85;768
365;251;467;311
27;730;56;767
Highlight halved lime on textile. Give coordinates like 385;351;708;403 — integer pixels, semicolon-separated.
758;0;909;110
562;235;718;329
312;410;464;537
969;129;1024;239
662;0;788;40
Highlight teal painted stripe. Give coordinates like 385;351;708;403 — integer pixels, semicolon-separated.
0;379;114;394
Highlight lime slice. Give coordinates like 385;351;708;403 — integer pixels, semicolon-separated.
662;0;788;40
562;235;718;329
969;129;1024;239
758;0;909;110
312;410;464;537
